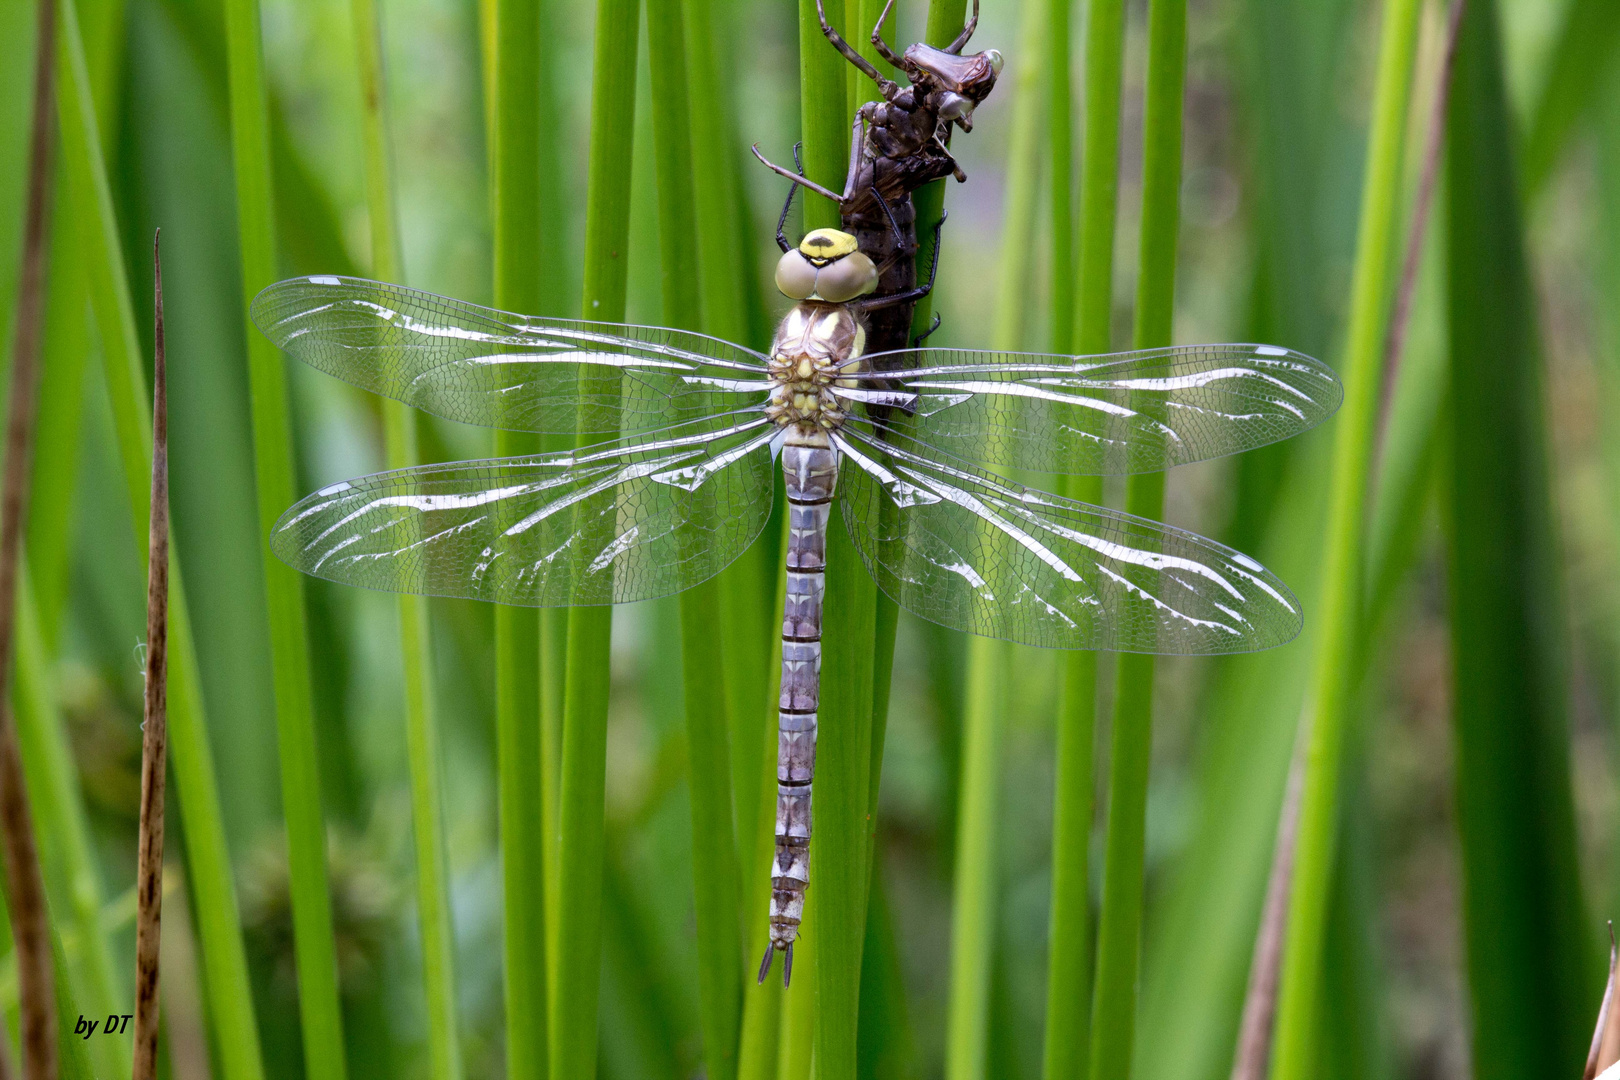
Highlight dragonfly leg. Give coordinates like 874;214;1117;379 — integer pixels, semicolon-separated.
944;0;979;54
912;312;942;348
775;143;806;253
752;144;848;207
816;0;900;98
869;0;905;68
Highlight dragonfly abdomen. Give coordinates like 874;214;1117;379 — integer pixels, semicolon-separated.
760;429;838;987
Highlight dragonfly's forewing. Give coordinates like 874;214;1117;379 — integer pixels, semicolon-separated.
840;344;1342;476
833;426;1302;654
252;276;771;436
272;417;778;606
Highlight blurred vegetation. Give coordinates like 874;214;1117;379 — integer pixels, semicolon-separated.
2;0;1620;1078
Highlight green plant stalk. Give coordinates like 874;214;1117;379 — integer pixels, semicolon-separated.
219;0;349;1069
945;637;1008;1080
53;6;267;1080
789;0;881;1072
811;504;878;1080
1268;0;1423;1073
1088;4;1185;1080
736;540;787;1080
798;0;847;234
1045;0;1121;1068
1443;1;1591;1073
30;184;88;649
945;6;1044;1062
679;0;777;984
347;0;464;1075
777;915;815;1080
489;0;548;1072
905;0;969;342
550;0;639;1071
11;573;126;1080
647;0;745;1072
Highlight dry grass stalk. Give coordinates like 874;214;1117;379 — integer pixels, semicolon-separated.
0;0;63;1074
131;232;172;1080
1585;927;1620;1080
1228;728;1307;1080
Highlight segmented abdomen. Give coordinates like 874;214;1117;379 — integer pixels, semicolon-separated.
759;428;838;986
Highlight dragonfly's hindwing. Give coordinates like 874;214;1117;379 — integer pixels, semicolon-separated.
270;419;778;607
833;427;1302;654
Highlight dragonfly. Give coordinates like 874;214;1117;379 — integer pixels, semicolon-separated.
252;226;1341;988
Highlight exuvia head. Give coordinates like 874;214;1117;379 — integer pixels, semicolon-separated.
903;45;1002;131
775;228;879;303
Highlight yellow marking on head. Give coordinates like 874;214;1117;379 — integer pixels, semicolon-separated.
799;228;859;264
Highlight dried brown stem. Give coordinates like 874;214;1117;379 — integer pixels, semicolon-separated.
1376;0;1468;446
0;0;62;1075
131;232;171;1080
1228;724;1308;1080
1586;925;1620;1080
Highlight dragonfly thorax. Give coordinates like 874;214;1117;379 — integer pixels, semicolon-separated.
766;301;864;431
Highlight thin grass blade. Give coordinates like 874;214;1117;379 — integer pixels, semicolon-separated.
486;0;548;1073
645;1;745;1072
347;0;464;1074
1043;0;1121;1069
1441;1;1591;1073
1088;5;1186;1080
1267;0;1424;1073
550;0;640;1071
946;4;1047;1063
219;0;350;1068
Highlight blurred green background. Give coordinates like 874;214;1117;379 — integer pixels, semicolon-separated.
3;0;1620;1077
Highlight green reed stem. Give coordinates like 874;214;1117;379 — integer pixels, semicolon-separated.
348;0;464;1075
906;0;968;342
792;2;880;1070
487;0;547;1072
945;637;1009;1080
798;0;847;235
53;6;266;1080
1039;6;1091;1075
1045;0;1121;1067
647;0;745;1072
1088;4;1185;1080
220;0;350;1069
735;533;786;1080
945;4;1045;1065
1267;0;1422;1074
551;0;639;1072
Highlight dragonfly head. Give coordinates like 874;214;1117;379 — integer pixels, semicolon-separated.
775;229;879;303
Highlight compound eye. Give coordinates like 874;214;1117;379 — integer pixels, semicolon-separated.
813;252;879;303
775;250;818;300
984;49;1004;76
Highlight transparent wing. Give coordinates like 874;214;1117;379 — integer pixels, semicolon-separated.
838;344;1342;475
251;276;771;435
832;426;1302;654
271;416;778;606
